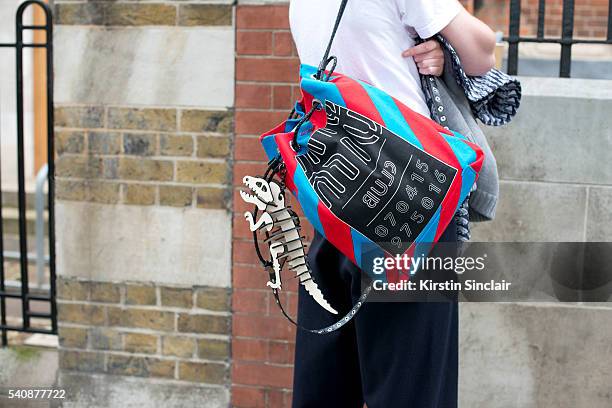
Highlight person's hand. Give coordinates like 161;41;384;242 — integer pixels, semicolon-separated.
402;40;445;76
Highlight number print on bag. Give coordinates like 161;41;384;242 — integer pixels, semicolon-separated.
375;225;388;237
396;201;409;213
434;169;446;184
400;223;412;238
411;211;424;224
422;197;434;210
416;159;429;173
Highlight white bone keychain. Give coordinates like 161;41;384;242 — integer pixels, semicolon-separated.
241;175;338;315
239;157;372;335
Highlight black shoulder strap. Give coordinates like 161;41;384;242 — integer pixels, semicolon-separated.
271;0;372;335
316;0;350;79
272;284;371;335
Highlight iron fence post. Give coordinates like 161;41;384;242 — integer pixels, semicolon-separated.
45;0;57;334
607;0;612;41
507;0;521;75
537;0;546;40
560;0;575;78
15;0;31;331
0;0;55;346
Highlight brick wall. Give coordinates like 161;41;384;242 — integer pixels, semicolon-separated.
57;277;231;383
55;106;232;208
232;5;301;407
53;2;233;27
476;0;611;38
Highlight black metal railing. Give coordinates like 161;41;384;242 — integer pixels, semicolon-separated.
505;0;612;77
0;0;56;346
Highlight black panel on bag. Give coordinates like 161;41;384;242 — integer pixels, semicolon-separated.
296;101;457;256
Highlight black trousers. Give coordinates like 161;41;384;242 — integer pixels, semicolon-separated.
292;225;458;408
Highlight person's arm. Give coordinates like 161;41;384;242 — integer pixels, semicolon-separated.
440;7;496;76
400;1;496;77
402;40;446;77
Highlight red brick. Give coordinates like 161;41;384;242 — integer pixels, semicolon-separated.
233;337;269;361
232;362;294;388
278;290;298;315
460;0;474;13
285;392;293;407
268;292;298;322
267;389;290;408
235;110;287;135
236;84;272;109
233;315;296;341
233;264;266;289
232;386;266;408
269;284;298;307
233;239;261;265
268;341;294;365
273;32;295;56
237;31;273;55
302;223;315;242
234;189;263;213
233;214;253;240
236;6;289;30
234;162;271;186
289;291;299;309
272;86;293;110
235;136;268;161
234;289;269;314
291;85;302;102
236;57;300;83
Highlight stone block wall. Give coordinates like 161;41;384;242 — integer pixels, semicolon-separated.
460;78;612;408
472;77;612;243
53;2;233;27
53;1;236;405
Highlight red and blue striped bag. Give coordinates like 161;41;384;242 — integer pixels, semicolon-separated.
260;63;484;284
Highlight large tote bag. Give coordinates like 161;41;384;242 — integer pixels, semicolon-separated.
260;66;483;283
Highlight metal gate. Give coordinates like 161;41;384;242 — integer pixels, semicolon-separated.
0;0;56;346
505;0;612;77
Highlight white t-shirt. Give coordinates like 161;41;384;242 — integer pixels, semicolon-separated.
289;0;461;117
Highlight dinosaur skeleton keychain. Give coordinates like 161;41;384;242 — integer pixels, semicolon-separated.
240;158;337;315
239;158;371;334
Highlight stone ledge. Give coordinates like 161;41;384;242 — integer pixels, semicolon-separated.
518;76;612;100
57;371;229;407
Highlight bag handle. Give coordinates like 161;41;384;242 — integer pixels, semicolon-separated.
316;0;350;80
293;0;349;150
415;37;450;129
